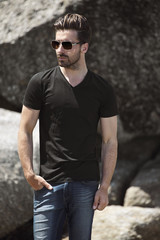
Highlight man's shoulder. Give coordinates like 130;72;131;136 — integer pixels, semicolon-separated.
31;66;58;83
89;70;113;90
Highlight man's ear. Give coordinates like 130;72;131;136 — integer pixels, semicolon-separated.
81;43;89;53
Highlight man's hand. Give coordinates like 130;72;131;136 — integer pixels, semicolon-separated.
25;173;53;191
93;187;109;211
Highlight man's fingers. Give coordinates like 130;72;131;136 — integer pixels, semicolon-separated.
43;181;53;190
93;188;109;210
93;194;99;210
97;195;109;210
36;176;53;190
97;200;107;211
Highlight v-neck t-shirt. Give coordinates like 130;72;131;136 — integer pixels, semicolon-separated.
23;66;118;184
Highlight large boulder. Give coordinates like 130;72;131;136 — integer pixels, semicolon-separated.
124;151;160;208
108;136;160;205
0;108;39;238
0;0;160;136
0;0;66;112
92;206;160;240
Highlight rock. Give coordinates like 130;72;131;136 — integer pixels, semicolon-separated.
0;0;67;111
108;160;136;205
0;108;39;238
108;136;160;205
3;206;160;240
0;220;33;240
92;206;160;240
0;0;160;136
124;151;160;208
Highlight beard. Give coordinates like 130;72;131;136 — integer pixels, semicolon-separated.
57;50;81;70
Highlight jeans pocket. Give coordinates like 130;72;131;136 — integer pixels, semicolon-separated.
34;187;49;202
34;187;50;210
34;186;46;194
34;186;46;192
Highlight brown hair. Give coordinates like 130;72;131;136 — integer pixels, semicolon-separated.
53;13;92;44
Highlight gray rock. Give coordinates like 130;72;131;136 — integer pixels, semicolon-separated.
92;206;160;240
108;136;160;205
0;0;160;135
0;108;39;238
124;151;160;208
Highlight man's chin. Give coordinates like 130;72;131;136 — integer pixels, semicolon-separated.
58;61;70;68
58;63;67;68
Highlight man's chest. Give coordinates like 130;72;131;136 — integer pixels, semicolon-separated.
43;78;101;119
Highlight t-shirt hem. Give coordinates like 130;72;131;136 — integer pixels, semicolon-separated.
48;177;100;186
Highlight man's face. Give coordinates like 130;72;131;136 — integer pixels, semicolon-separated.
55;30;82;69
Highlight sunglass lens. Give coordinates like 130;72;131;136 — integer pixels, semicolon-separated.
62;42;72;49
52;41;59;49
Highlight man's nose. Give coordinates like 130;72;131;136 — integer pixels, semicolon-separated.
57;43;65;53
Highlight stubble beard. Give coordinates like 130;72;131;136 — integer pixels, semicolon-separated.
57;51;81;70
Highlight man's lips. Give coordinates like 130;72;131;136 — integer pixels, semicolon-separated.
58;55;68;60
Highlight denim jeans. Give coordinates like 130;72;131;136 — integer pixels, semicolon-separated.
33;181;99;240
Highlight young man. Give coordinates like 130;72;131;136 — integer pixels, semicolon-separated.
18;13;118;240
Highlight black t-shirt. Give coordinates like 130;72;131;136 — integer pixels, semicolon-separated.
24;66;118;184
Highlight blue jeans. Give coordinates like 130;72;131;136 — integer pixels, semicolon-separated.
33;181;99;240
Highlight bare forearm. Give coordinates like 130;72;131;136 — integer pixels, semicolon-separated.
93;116;117;210
100;139;118;190
18;106;52;190
18;130;34;178
18;130;52;190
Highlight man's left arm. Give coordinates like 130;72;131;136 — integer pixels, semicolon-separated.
93;115;118;210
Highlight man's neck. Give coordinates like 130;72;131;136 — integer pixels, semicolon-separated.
60;64;88;87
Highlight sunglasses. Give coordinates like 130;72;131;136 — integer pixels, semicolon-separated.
51;40;83;50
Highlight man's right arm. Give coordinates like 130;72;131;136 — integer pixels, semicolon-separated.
18;105;52;191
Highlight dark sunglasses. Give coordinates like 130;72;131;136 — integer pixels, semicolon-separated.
51;40;83;50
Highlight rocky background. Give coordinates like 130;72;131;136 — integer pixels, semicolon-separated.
0;0;160;239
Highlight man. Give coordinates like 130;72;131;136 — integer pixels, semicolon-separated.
18;13;118;240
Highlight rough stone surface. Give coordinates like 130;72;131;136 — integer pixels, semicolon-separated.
62;206;160;240
124;152;160;208
92;206;160;240
1;0;160;239
0;0;66;111
0;108;39;238
108;136;160;205
0;0;160;135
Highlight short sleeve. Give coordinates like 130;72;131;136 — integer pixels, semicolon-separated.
23;73;43;110
99;83;118;118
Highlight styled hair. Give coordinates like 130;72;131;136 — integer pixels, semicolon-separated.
53;13;92;43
